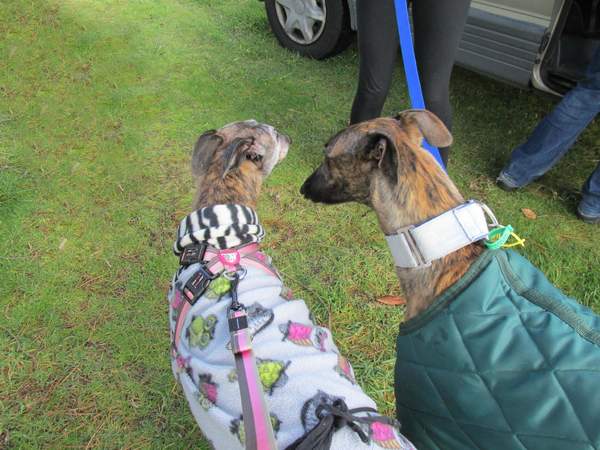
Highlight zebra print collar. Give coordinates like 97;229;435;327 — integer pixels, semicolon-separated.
174;204;265;254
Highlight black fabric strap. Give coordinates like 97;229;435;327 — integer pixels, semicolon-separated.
285;399;398;450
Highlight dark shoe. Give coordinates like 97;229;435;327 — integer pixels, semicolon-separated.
496;172;521;192
577;206;600;224
496;178;519;192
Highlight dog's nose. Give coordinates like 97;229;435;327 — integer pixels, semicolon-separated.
300;179;309;197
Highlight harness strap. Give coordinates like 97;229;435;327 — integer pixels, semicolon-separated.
174;301;191;350
203;243;279;278
172;256;221;349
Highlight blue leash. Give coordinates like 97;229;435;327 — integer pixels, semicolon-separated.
393;0;445;169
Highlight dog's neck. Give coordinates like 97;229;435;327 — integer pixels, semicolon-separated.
193;162;262;210
371;148;484;319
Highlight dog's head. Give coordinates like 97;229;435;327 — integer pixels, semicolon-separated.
193;120;290;179
191;120;290;208
300;109;454;207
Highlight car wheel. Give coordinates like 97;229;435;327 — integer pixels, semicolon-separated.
265;0;352;59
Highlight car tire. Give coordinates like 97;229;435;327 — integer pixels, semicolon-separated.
265;0;353;60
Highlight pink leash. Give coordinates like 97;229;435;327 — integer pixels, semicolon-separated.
228;272;277;450
172;243;278;450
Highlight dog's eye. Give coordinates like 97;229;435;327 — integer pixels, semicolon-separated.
246;152;263;162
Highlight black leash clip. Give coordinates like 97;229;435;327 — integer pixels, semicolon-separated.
182;264;217;305
226;272;245;328
224;272;250;353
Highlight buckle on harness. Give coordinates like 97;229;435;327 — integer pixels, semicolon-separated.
179;244;207;267
182;264;217;304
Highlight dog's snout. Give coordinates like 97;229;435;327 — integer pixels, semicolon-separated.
300;170;319;199
300;178;309;197
255;124;291;146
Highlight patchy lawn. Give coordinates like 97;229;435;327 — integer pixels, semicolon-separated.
1;0;598;448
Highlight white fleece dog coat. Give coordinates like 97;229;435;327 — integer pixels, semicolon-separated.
168;204;415;450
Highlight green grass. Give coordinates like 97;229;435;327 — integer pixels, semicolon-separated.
1;0;599;447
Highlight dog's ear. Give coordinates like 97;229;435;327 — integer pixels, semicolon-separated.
363;133;399;184
221;137;256;179
192;130;223;176
363;135;392;168
394;109;453;148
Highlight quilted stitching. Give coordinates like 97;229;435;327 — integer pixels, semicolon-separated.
395;250;600;450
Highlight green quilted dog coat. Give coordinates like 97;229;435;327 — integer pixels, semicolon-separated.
395;249;600;450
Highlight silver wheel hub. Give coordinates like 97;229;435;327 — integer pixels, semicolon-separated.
275;0;327;45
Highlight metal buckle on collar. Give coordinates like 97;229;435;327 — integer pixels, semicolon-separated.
475;200;499;228
397;225;431;269
182;264;218;305
179;244;207;267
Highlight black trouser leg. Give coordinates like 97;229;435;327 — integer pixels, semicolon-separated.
413;0;471;165
350;0;471;166
350;0;399;124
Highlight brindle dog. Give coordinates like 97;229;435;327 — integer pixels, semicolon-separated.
300;109;483;319
300;111;600;450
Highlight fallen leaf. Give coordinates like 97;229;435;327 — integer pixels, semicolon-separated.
521;208;537;220
376;295;406;306
58;238;67;251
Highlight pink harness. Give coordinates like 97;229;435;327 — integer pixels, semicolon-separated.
172;243;277;347
172;242;279;450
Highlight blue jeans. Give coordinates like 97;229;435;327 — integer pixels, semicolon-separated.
499;46;600;216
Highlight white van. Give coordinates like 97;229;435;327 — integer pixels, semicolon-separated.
263;0;599;95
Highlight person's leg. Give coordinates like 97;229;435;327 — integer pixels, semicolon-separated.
350;0;399;124
578;163;600;223
578;49;600;221
498;47;600;190
412;0;472;166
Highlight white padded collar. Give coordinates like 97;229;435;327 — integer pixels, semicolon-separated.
385;201;495;269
